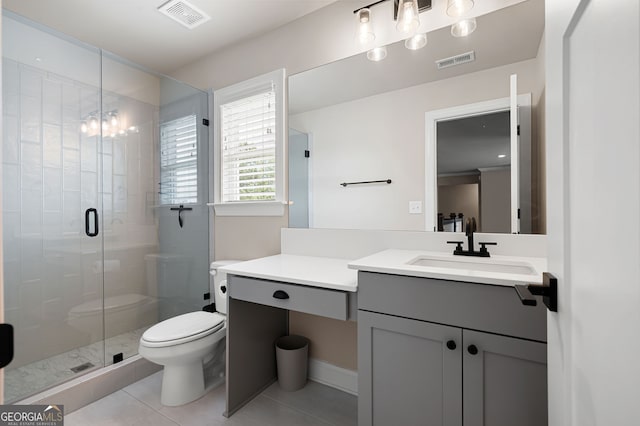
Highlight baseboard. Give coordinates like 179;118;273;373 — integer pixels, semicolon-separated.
308;358;358;396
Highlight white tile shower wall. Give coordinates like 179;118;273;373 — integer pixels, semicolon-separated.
2;59;159;374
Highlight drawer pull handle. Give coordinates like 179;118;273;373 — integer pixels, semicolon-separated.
468;344;479;355
273;290;290;300
446;340;457;351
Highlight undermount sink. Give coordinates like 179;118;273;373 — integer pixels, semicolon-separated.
407;256;537;275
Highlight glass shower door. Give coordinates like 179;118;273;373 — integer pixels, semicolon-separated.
2;12;105;402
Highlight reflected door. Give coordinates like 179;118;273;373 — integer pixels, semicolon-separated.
288;129;310;228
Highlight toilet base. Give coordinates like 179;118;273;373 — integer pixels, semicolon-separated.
161;361;205;406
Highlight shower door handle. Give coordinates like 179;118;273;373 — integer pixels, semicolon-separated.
85;208;99;237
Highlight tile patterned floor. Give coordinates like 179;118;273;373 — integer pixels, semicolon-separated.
5;326;148;403
65;371;357;426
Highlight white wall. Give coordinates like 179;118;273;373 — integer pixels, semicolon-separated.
170;0;527;90
289;58;542;231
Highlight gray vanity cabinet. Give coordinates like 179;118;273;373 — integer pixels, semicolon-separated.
357;271;547;426
463;330;547;426
358;310;462;426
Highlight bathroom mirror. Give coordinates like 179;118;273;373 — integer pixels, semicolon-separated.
288;0;545;233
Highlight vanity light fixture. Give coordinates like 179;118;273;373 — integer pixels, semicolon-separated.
396;0;420;34
367;46;388;61
80;110;125;137
446;0;474;18
353;0;431;52
498;154;507;158
356;8;375;44
405;33;427;50
451;17;477;37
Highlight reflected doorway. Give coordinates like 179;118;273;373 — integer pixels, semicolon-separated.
437;111;511;233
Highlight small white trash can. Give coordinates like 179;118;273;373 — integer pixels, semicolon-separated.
275;335;310;391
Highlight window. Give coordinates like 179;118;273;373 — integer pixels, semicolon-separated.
159;114;198;205
221;89;276;202
213;69;285;216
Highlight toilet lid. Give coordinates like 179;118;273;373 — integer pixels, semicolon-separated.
142;311;225;344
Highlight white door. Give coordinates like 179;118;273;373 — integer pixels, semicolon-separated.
546;1;640;425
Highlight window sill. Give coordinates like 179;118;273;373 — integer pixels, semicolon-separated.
209;201;286;217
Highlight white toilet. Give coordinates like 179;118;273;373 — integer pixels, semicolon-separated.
138;260;240;406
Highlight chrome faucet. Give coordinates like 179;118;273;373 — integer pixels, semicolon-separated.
446;216;497;257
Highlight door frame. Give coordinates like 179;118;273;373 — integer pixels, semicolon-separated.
424;93;532;232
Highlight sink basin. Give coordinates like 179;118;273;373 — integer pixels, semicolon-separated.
407;256;537;275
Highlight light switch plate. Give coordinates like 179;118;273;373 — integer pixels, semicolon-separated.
409;201;422;214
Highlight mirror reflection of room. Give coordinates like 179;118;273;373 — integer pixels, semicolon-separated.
437;111;511;233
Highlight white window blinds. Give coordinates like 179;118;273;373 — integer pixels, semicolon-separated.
221;88;276;202
159;115;198;205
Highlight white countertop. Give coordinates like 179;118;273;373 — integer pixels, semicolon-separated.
348;249;547;287
220;254;358;292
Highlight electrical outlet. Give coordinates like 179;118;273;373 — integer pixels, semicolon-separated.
409;201;422;214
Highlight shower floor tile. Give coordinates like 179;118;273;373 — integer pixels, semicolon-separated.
4;326;149;403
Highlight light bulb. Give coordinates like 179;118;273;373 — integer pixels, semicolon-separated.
367;46;387;62
356;8;375;44
80;121;88;133
396;0;419;34
110;114;118;127
451;18;477;37
446;0;474;18
90;117;99;130
102;119;109;131
405;33;427;50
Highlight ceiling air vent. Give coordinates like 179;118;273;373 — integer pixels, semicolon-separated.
436;51;476;70
158;0;211;30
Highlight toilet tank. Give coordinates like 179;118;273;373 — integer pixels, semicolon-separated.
209;260;242;315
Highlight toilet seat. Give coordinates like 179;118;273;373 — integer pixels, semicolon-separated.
140;311;225;348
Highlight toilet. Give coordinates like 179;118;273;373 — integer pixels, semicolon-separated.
138;260;240;406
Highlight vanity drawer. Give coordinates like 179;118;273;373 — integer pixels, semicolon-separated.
228;275;348;320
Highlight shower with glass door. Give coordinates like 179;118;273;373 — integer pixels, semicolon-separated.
1;11;210;402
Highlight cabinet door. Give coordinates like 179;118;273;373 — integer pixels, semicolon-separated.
463;330;547;426
358;311;462;426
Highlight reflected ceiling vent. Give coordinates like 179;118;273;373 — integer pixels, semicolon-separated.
158;0;211;29
436;51;476;70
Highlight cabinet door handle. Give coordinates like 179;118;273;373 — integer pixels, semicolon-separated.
273;290;290;300
467;344;479;355
446;340;457;350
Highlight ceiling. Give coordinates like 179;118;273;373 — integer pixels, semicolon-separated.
437;111;511;175
2;0;337;74
289;0;544;115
